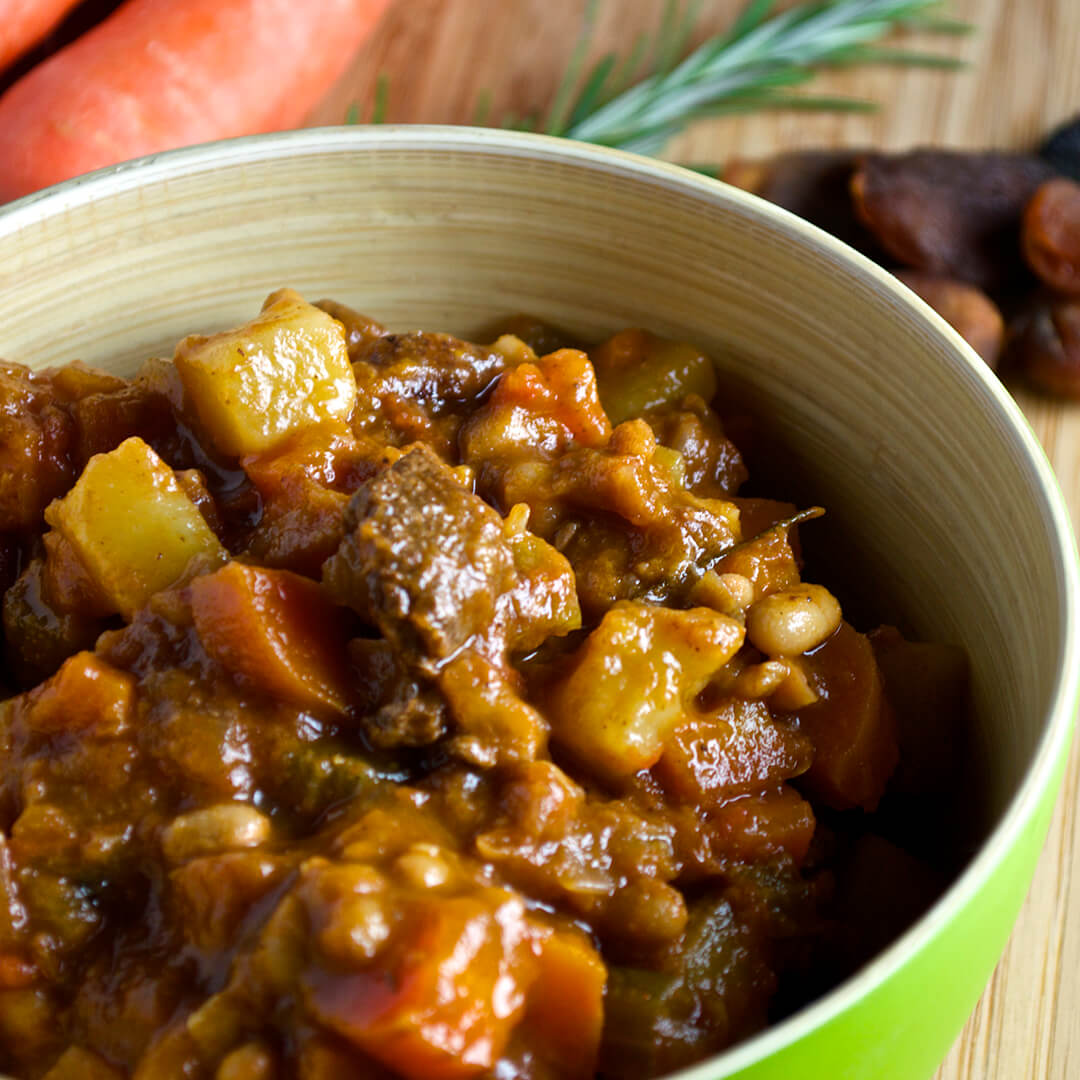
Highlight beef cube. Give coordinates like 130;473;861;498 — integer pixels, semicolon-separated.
324;446;517;663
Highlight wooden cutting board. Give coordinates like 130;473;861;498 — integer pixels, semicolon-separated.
309;2;1080;1076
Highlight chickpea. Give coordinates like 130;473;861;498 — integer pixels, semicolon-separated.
770;657;819;711
161;804;272;864
318;896;391;965
732;659;788;699
394;843;452;890
216;1043;276;1080
746;584;841;657
688;570;753;617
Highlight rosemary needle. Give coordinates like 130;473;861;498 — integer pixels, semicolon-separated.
544;0;968;155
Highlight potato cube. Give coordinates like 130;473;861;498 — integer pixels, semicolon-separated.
547;603;744;781
173;288;356;456
45;437;225;617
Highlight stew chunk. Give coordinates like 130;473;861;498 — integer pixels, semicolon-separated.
324;445;579;665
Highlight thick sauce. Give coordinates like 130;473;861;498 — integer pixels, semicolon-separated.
0;292;965;1079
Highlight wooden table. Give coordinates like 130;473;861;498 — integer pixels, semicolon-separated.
311;2;1080;1076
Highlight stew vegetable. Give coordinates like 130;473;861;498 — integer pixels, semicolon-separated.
0;291;965;1079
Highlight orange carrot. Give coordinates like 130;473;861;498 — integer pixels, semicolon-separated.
0;0;85;74
0;0;391;201
189;562;352;717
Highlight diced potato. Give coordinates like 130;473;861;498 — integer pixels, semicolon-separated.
44;437;226;617
547;603;744;782
189;562;351;716
590;329;718;427
173;289;356;456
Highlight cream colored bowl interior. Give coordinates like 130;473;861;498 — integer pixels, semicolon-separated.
0;126;1072;850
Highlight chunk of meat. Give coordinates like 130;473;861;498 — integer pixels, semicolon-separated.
439;651;548;767
475;762;682;929
0;362;74;532
68;384;176;466
347;636;450;749
3;558;104;688
314;299;388;359
352;332;508;458
511;421;740;618
701;785;817;865
324;445;516;661
647;397;748;498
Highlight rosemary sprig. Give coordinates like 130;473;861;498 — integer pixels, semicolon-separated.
542;0;968;154
344;0;968;154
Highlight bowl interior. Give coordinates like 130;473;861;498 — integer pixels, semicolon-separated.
0;126;1074;1070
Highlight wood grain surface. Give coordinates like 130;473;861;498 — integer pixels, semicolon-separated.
310;3;1080;1078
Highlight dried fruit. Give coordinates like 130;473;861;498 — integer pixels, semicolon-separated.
723;150;881;256
851;150;1056;292
1009;295;1080;398
1021;178;1080;295
1039;112;1080;182
893;271;1004;369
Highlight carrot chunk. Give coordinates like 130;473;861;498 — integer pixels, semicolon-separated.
189;562;350;716
523;928;606;1078
25;652;134;735
305;892;539;1080
796;621;898;811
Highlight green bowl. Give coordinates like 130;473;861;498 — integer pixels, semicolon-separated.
0;127;1076;1080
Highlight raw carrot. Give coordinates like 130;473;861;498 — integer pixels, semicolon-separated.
0;0;391;201
0;0;85;74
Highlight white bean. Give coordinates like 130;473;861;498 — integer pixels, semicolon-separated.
161;804;272;864
746;584;841;657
